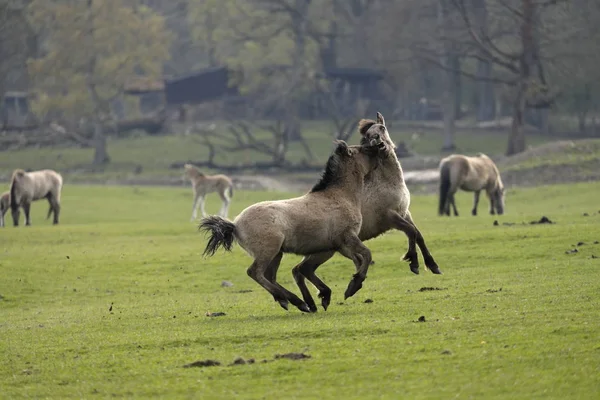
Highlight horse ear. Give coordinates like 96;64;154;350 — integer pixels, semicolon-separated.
358;119;376;136
376;112;386;126
333;140;351;156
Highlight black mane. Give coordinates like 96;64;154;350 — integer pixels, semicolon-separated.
310;152;341;193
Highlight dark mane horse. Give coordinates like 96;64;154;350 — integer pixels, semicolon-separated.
199;140;386;313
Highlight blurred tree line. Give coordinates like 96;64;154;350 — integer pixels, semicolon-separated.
1;0;600;164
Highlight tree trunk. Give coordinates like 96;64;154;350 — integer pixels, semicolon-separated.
438;0;456;150
92;121;109;164
473;0;496;121
506;0;535;156
506;85;526;155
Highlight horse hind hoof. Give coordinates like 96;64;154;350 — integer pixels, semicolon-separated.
321;297;331;311
344;279;363;300
431;267;443;275
277;299;289;311
297;302;312;313
410;265;420;275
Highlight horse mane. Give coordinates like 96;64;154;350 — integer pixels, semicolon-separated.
184;164;205;177
358;119;377;135
311;152;341;193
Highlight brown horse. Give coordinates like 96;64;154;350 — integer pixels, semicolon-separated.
199;140;386;313
10;168;63;226
0;191;9;227
292;113;442;313
438;153;505;217
183;164;234;220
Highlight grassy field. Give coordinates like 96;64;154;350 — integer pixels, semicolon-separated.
0;121;557;183
1;183;599;399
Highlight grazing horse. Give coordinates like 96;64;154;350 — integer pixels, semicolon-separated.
10;169;63;226
292;113;442;313
183;164;234;220
0;191;9;227
199;140;386;313
438;153;505;217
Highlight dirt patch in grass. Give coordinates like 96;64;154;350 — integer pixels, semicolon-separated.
275;353;311;360
183;360;221;368
419;287;447;292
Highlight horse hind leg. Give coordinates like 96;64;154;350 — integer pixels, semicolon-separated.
388;211;420;274
337;234;373;300
292;251;335;312
263;251;310;313
248;251;310;313
405;211;442;275
218;190;230;218
23;201;32;226
47;192;60;225
450;193;459;216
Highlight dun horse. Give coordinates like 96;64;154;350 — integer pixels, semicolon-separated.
0;191;9;227
9;168;63;226
291;113;442;313
438;153;505;217
183;164;234;220
199;140;385;313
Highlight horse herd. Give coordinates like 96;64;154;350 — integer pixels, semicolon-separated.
1;112;506;314
200;112;506;313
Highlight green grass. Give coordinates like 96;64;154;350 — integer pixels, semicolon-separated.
1;183;600;399
0;121;557;183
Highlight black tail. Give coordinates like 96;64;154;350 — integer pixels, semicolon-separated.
199;216;236;256
438;163;451;216
9;172;24;213
228;185;234;198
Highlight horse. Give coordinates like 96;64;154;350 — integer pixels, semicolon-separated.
183;164;234;220
438;153;505;217
0;191;9;227
291;112;442;313
9;169;63;226
199;139;386;313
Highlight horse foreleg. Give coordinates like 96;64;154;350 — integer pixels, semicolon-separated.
450;194;459;216
0;209;5;227
190;193;201;221
338;234;372;300
472;191;481;216
405;211;442;275
292;251;335;312
199;196;207;217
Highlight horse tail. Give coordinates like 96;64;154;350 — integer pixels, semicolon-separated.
199;215;236;257
9;169;25;212
438;162;451;216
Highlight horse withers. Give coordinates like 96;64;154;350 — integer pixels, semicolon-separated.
0;191;9;227
292;112;442;312
9;169;63;226
183;164;234;220
438;153;505;217
199;140;386;313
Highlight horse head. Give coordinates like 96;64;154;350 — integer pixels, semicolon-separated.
358;112;396;150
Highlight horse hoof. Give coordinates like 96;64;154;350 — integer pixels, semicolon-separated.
297;302;312;313
277;299;289;311
321;296;331;311
431;267;443;275
410;265;420;275
344;279;363;300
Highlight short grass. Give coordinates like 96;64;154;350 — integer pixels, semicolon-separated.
1;183;600;399
0;121;556;183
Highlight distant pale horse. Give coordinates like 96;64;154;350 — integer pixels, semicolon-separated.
0;191;9;227
183;164;234;220
9;168;63;226
438;153;505;217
